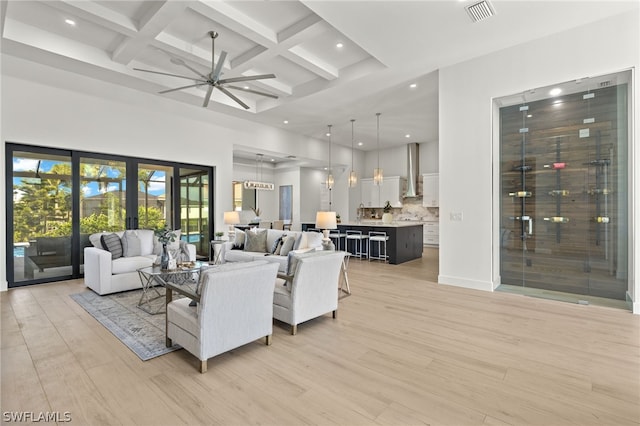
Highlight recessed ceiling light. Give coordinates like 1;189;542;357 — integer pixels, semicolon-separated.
409;83;417;89
326;132;331;137
243;85;249;90
549;88;562;96
357;142;363;146
270;158;275;162
283;120;289;124
405;134;411;138
336;42;344;48
527;114;533;118
65;19;76;26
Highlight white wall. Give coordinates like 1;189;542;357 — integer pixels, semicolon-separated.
438;11;639;313
299;168;326;225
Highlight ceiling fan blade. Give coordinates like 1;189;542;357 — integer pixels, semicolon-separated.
159;82;209;94
213;51;227;81
217;74;276;85
133;68;207;82
216;85;250;110
203;86;214;108
226;85;278;99
170;58;208;80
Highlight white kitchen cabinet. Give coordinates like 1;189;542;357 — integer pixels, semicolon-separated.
361;176;405;207
422;173;439;207
360;178;376;207
423;221;439;246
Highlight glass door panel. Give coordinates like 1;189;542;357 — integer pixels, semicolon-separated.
180;168;209;258
499;71;630;306
137;164;173;230
12;151;73;282
79;157;127;272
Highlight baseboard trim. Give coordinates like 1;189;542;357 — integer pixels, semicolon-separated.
438;275;494;292
627;291;639;315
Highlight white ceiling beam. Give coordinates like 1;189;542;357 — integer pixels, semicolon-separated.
49;1;138;36
190;1;277;45
112;1;189;65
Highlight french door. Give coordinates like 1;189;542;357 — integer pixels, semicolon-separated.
7;144;213;287
498;70;630;303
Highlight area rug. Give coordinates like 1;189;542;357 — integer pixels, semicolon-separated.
70;289;181;361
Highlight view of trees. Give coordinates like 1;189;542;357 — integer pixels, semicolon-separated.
13;163;166;243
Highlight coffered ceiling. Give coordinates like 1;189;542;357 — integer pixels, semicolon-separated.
2;1;637;157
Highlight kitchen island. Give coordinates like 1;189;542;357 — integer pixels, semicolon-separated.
302;221;423;264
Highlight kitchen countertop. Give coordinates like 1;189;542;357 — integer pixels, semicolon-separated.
340;221;424;227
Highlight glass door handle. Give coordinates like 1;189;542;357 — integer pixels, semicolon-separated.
521;215;533;235
512;215;533;234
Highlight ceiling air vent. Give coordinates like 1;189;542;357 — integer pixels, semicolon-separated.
465;0;495;23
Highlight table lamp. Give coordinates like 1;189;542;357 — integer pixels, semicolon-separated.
223;211;240;240
315;211;337;250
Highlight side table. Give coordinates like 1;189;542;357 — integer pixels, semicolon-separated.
210;240;226;264
137;262;205;315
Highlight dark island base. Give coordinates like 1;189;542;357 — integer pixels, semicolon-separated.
302;223;423;264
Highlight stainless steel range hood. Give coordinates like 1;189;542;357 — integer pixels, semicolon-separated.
404;143;420;198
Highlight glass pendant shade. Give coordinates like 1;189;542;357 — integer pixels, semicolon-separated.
348;170;358;187
374;112;383;186
326;124;333;190
349;118;358;187
326;173;334;189
373;168;383;185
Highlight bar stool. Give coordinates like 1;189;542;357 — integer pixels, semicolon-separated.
368;231;389;262
329;230;347;251
346;230;368;259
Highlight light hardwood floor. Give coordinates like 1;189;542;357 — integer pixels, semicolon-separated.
2;247;639;425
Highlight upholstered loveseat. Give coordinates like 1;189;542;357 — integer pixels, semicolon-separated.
220;228;324;273
84;229;196;295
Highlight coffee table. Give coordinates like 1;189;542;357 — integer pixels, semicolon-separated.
136;261;206;315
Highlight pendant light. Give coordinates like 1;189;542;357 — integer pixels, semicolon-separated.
373;112;383;185
326;124;334;190
348;119;358;187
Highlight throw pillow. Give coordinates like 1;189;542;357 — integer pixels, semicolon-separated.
234;229;246;248
271;236;283;254
167;229;182;252
273;239;284;255
279;235;296;256
305;231;324;249
244;229;268;252
89;233;104;248
293;232;307;250
120;230;142;257
100;233;123;259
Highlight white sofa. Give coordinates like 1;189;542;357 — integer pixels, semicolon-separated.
167;260;279;373
220;228;324;272
84;229;196;295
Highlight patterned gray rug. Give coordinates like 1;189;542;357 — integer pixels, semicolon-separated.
70;289;181;361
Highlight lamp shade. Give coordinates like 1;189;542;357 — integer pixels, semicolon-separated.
316;211;337;230
223;211;240;225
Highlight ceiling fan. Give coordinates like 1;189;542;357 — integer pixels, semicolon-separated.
134;31;277;110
